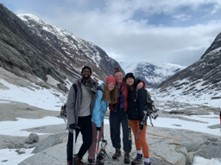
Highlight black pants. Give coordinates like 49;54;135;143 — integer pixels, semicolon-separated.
67;115;92;161
109;110;131;153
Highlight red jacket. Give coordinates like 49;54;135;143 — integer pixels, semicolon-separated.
110;81;128;112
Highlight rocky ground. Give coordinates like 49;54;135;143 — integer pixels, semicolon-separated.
0;101;221;165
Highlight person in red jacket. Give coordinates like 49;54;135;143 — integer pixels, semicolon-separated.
109;68;131;164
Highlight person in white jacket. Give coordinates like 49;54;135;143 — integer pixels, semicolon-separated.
88;75;117;164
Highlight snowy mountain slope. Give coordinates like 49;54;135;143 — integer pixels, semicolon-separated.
120;61;184;87
156;32;221;107
18;14;120;80
0;4;121;93
0;67;66;110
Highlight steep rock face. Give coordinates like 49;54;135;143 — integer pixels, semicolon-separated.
0;4;66;83
158;32;221;99
19;14;121;80
0;4;121;90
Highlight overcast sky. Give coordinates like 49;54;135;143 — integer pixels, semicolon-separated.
1;0;221;66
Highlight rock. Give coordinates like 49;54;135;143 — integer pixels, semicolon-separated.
194;138;221;159
32;133;66;154
25;133;39;144
0;135;26;149
18;124;221;165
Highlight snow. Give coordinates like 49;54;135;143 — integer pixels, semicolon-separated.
0;117;65;136
0;148;34;165
152;113;221;136
0;79;66;111
193;156;221;165
153;85;221;108
0;78;221;165
120;61;185;85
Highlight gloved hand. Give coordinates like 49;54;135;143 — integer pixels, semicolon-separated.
139;122;144;130
96;127;101;131
69;123;76;130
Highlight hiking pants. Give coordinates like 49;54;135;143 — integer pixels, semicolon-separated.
109;110;131;153
67;115;92;161
88;122;104;159
129;120;150;158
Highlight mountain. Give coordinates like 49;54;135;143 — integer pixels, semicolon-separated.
0;4;121;92
157;32;221;105
120;62;184;88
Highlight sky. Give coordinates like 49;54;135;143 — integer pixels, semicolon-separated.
1;0;221;66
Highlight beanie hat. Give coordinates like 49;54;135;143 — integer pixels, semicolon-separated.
106;75;116;85
81;65;92;75
125;72;135;80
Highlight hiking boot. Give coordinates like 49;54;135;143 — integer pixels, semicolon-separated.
124;152;130;164
112;148;121;160
131;154;143;165
67;160;72;165
88;158;95;165
75;155;86;165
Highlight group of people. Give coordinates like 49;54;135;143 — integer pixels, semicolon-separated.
65;66;151;165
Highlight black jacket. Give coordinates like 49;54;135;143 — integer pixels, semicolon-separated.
127;86;147;120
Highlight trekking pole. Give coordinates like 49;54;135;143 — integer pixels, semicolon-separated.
95;130;100;165
72;129;77;165
149;115;154;127
219;111;221;132
220;111;221;126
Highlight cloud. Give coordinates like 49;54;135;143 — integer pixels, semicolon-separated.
3;0;221;66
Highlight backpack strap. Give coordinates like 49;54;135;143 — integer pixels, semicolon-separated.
72;83;77;107
97;83;104;92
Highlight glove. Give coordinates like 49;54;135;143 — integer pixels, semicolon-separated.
69;123;76;130
139;122;144;130
96;127;101;131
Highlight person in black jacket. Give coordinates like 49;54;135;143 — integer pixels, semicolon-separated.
125;73;151;165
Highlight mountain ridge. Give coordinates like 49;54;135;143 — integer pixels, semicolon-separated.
0;4;122;92
121;61;184;88
156;31;221;107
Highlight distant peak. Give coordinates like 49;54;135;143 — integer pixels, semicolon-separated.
18;14;46;25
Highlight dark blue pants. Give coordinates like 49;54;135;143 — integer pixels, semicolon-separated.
67;115;92;161
109;110;131;153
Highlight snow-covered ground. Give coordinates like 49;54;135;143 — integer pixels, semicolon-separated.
0;78;221;165
0;79;66;111
152;80;221;108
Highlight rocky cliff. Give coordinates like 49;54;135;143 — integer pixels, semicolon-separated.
0;4;121;91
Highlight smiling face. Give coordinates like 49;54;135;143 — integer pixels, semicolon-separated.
107;83;116;91
114;71;124;84
126;77;135;86
81;68;91;79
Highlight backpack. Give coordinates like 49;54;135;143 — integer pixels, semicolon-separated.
145;90;159;126
59;84;77;120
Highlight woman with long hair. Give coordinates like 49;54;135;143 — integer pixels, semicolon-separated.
88;75;118;164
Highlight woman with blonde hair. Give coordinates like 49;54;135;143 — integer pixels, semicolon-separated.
88;75;118;164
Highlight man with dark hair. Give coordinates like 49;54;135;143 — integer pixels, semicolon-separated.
66;65;97;165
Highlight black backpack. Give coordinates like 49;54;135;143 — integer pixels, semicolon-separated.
59;84;77;120
144;90;159;126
